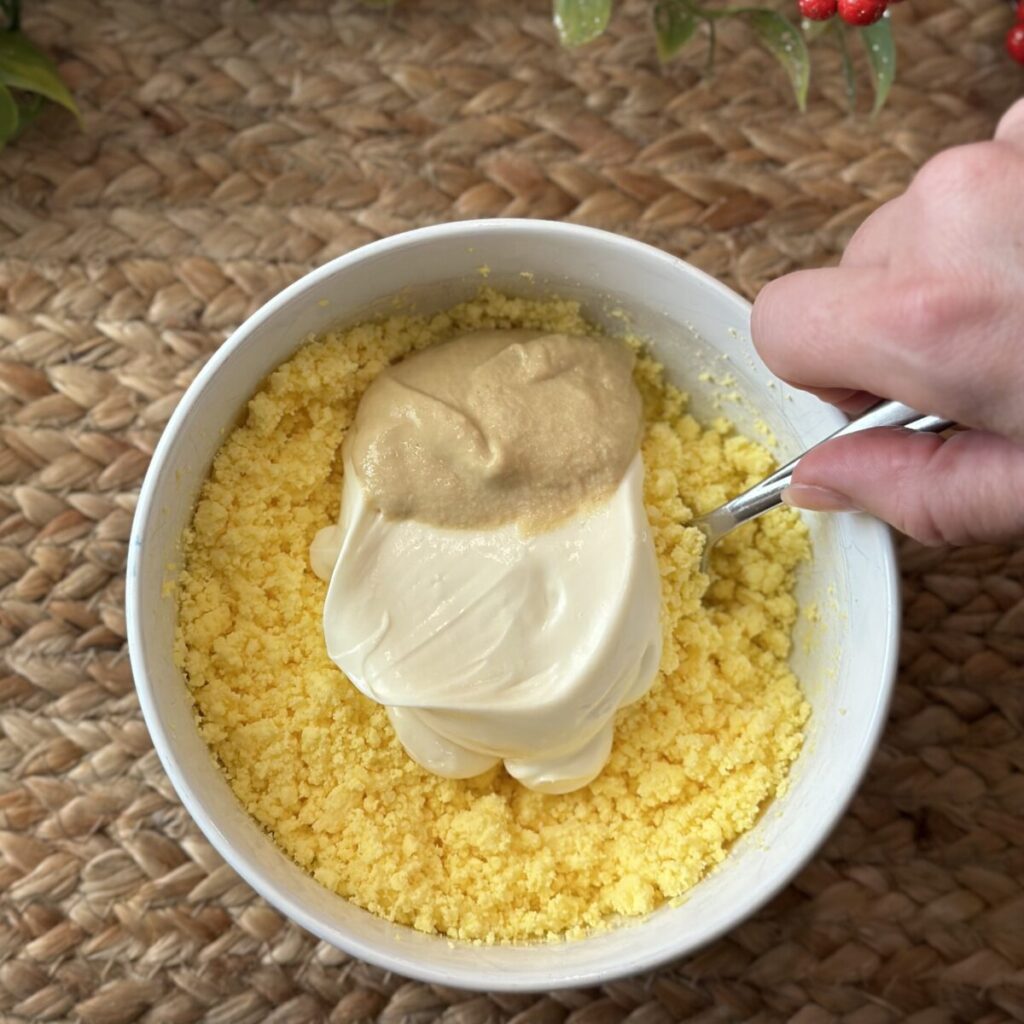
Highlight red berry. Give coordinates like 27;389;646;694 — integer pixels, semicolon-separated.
837;0;887;26
1017;0;1024;22
1008;23;1024;64
798;0;837;19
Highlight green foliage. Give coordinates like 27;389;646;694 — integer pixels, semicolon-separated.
0;0;79;150
0;33;79;117
653;0;699;62
834;19;858;110
744;10;810;111
555;0;614;47
861;16;895;115
553;0;899;112
0;80;16;141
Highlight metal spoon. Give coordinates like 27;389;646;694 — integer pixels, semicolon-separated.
692;399;956;574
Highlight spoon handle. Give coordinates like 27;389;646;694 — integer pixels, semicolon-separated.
702;400;956;538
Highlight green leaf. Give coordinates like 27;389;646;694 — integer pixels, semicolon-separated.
744;10;810;112
553;0;613;48
860;15;895;116
833;20;856;112
0;79;16;146
801;17;831;43
12;89;42;137
0;31;79;121
653;0;698;62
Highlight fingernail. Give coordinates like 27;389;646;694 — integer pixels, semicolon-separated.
782;484;860;513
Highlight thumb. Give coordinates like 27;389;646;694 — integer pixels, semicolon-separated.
782;428;1024;546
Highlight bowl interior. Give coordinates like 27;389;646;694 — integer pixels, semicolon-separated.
128;221;897;991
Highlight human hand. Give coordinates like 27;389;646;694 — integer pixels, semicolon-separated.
751;98;1024;546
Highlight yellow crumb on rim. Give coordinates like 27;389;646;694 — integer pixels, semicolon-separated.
175;288;810;943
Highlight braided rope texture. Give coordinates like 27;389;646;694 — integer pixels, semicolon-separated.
1;0;1022;1020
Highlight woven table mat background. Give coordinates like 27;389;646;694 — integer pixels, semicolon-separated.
1;0;1022;1021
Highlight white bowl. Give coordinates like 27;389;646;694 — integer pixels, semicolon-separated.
127;220;898;992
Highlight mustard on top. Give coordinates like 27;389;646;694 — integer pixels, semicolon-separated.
347;330;643;533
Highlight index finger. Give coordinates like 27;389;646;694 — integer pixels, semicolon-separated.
750;267;1020;437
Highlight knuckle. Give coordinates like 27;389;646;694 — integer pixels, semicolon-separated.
911;142;1010;208
893;468;956;547
885;443;942;546
899;496;948;547
890;277;965;351
894;439;976;547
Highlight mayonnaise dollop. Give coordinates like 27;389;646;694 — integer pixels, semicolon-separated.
311;451;662;794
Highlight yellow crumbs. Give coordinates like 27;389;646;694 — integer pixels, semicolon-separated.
175;289;810;943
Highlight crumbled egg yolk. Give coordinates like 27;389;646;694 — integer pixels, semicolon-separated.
175;289;810;943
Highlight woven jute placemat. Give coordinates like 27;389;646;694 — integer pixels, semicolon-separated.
1;1;1022;1020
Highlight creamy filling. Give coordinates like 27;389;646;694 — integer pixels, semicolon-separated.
311;451;662;794
311;329;662;794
